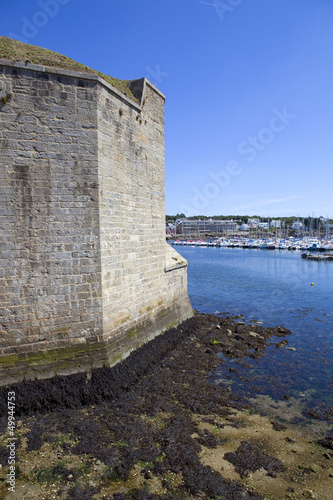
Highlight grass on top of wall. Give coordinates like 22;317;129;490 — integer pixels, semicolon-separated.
0;36;138;103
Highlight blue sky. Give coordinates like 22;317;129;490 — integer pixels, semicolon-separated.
2;0;332;218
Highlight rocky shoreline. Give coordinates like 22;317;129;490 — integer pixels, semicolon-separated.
0;313;332;499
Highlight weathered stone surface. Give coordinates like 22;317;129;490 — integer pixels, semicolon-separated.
0;62;192;385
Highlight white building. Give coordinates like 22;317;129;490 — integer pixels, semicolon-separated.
248;218;260;227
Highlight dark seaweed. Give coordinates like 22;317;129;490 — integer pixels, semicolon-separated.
0;445;8;467
26;423;44;452
318;436;333;450
65;485;99;500
113;492;164;500
224;441;286;477
271;420;287;431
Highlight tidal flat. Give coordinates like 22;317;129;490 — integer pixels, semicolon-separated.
0;313;332;499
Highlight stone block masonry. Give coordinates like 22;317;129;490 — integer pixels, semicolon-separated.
0;59;193;385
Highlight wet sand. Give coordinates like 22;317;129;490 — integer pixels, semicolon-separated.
0;313;332;499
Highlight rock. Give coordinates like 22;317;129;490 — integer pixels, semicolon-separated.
309;463;321;473
216;325;221;329
249;331;265;340
286;347;296;351
276;339;288;348
302;490;316;499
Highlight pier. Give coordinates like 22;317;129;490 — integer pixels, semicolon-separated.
301;252;333;261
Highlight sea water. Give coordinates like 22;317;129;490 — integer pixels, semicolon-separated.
175;245;333;427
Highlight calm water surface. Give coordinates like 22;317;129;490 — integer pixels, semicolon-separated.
175;246;333;426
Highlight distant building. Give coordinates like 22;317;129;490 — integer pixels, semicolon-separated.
292;221;303;230
270;220;281;228
166;222;176;235
258;222;269;229
176;218;237;235
248;218;260;227
239;224;250;231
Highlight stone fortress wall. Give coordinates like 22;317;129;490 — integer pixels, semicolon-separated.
0;59;193;385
